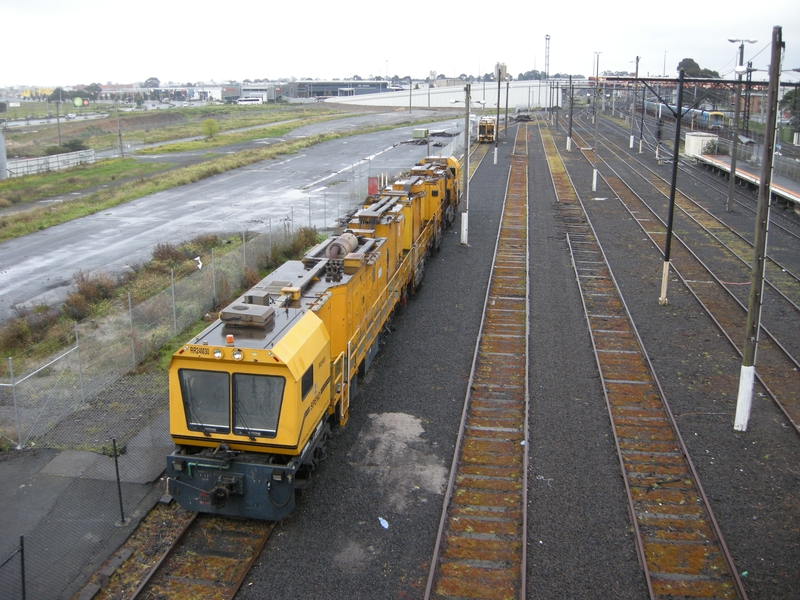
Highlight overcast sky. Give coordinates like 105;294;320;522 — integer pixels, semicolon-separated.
3;0;799;88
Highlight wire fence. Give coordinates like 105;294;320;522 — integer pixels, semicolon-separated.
0;134;464;599
6;149;96;177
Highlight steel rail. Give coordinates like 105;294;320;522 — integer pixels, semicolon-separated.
131;513;274;600
566;124;800;435
543;124;747;599
425;122;530;600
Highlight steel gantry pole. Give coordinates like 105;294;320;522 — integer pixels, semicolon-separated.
735;26;783;432
658;69;686;306
495;63;502;165
592;52;601;192
568;75;574;151
461;84;471;245
727;38;757;212
630;56;639;148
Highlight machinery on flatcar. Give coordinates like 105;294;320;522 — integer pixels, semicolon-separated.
165;155;460;521
644;100;725;130
478;116;496;142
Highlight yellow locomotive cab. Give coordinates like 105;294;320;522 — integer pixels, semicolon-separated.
169;310;330;454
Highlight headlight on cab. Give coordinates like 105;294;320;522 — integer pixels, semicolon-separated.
213;349;223;359
232;349;244;361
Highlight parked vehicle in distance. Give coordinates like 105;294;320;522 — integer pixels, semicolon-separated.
237;97;264;105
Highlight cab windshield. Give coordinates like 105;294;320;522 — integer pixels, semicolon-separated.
178;369;285;438
178;369;230;434
233;373;285;437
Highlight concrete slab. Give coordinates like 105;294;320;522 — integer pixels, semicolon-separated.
40;450;100;478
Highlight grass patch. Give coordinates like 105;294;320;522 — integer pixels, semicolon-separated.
135;120;313;154
0;159;167;206
5;104;346;157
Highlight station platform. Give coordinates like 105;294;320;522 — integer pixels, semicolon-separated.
695;153;800;209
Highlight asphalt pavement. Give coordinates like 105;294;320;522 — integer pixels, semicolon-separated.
0;109;462;323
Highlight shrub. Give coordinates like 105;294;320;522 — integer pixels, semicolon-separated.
73;270;115;303
62;292;92;321
152;242;187;264
23;305;61;342
62;139;88;152
190;233;220;250
0;317;30;351
243;267;260;288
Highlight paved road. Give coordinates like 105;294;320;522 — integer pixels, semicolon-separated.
0;109;463;322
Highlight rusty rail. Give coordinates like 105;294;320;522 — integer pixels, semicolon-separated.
540;124;747;600
132;514;274;600
426;123;530;600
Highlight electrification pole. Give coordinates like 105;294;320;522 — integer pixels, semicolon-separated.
592;52;601;191
658;69;686;306
568;75;574;151
461;84;471;245
735;26;782;432
630;56;639;148
727;39;756;212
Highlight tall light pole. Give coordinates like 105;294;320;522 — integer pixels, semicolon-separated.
663;51;668;77
727;38;757;212
592;52;601;192
115;98;124;158
545;35;551;81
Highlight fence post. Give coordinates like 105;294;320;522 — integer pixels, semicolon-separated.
74;322;85;404
171;269;177;336
128;294;136;372
211;248;217;309
10;357;23;450
112;439;127;525
324;192;327;229
20;535;25;600
309;197;312;228
268;219;272;258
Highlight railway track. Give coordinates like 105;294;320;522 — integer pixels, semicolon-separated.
425;123;530;599
129;512;274;600
579;118;800;327
564;119;800;435
540;123;747;599
598;112;800;244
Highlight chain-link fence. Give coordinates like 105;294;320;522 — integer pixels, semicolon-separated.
0;135;465;598
6;149;96;177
